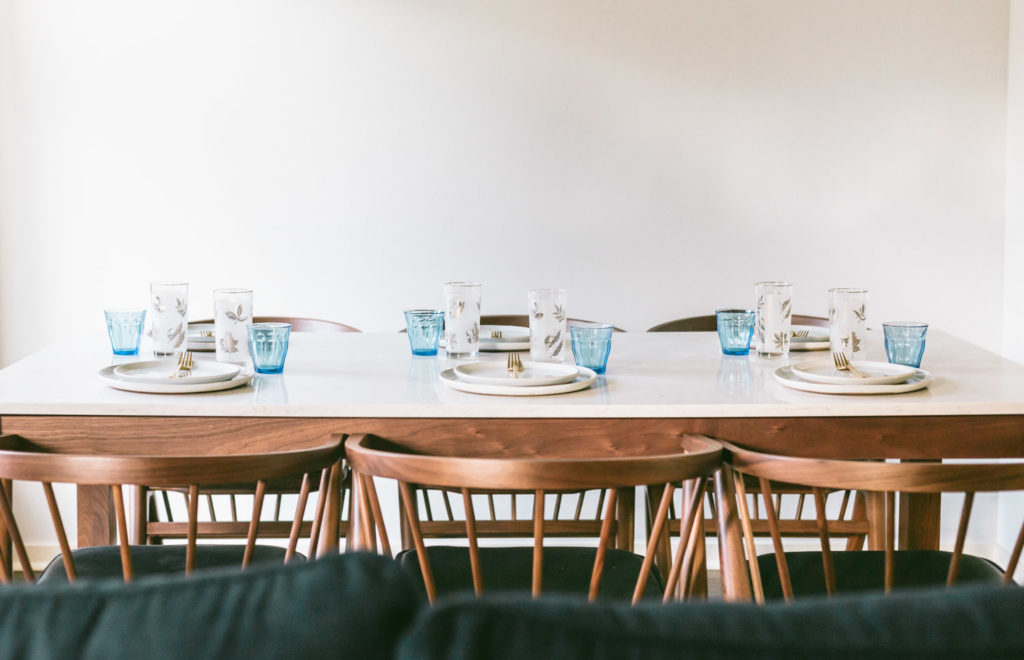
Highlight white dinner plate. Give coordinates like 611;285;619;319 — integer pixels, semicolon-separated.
774;366;933;395
790;360;917;386
479;325;530;344
98;365;253;394
113;359;241;385
454;361;579;387
439;367;597;396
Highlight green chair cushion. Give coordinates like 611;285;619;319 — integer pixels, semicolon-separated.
756;550;1005;600
397;583;1024;660
397;546;665;601
37;544;293;584
0;552;421;660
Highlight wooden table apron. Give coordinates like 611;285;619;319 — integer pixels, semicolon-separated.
4;413;1023;565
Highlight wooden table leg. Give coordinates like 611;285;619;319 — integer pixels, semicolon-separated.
714;468;752;601
898;460;942;550
320;462;342;554
77;485;115;547
899;493;941;550
866;491;887;550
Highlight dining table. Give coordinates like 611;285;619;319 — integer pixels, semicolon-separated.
2;328;1024;599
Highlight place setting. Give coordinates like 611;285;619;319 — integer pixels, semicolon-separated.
408;284;612;396
97;283;298;394
774;321;933;395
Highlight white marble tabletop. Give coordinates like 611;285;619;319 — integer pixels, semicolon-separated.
0;330;1022;418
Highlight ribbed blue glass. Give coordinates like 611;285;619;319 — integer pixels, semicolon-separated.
247;323;291;374
104;309;146;356
883;322;928;368
715;309;755;356
404;310;444;356
570;323;614;374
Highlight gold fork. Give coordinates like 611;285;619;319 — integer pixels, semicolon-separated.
832;351;866;379
507;352;524;378
792;330;809;338
171;351;194;378
490;329;503;339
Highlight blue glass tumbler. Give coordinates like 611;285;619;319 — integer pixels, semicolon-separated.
404;309;445;356
104;309;147;356
883;322;928;368
247;323;291;374
570;323;614;374
715;309;755;356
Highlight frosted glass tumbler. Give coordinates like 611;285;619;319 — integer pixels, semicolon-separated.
529;288;568;363
829;288;869;361
214;288;253;364
150;281;188;356
444;282;481;359
754;282;792;359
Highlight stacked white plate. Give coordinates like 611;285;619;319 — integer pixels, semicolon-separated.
775;360;934;395
186;323;216;352
98;358;252;394
439;361;597;396
439;325;530;352
751;326;829;352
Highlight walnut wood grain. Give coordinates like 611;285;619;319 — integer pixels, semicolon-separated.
4;414;1024;549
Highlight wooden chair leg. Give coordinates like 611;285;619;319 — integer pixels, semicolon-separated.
866;491;887;551
845;490;868;551
133;486;148;545
615;486;635;552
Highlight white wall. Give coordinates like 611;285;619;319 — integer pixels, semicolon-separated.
0;1;1018;567
0;0;1011;365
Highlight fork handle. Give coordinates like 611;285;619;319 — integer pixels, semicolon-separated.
846;363;868;378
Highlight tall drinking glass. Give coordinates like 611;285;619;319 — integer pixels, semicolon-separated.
754;282;792;359
214;288;254;364
829;288;869;361
529;288;568;363
444;282;481;359
150;281;188;356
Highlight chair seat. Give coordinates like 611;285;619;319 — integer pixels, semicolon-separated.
757;550;1005;600
38;544;297;584
397;546;664;601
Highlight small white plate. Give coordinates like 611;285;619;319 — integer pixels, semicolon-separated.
775;366;933;395
98;365;253;394
791;360;917;386
439;336;530;352
454;361;579;387
113;359;240;385
479;325;529;344
439;367;597;396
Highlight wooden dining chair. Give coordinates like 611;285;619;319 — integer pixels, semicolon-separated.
0;433;343;584
647;314;870;563
346;433;723;604
398;313;627;552
722;441;1024;602
138;316;359;548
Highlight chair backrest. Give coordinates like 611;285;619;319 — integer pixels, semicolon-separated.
722;441;1024;602
0;434;344;584
481;315;626;332
191;317;360;332
346;433;722;604
648;314;828;332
